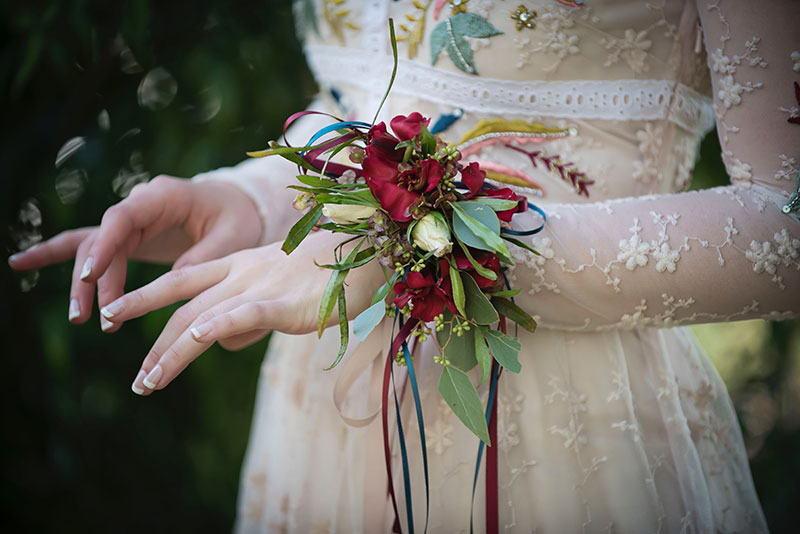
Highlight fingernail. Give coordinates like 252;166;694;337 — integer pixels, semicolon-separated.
131;370;146;395
8;253;20;263
80;257;93;280
101;300;122;319
68;299;80;321
101;315;114;332
143;364;163;389
191;323;211;340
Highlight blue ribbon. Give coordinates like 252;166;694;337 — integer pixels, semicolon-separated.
304;120;372;154
501;204;546;236
400;314;431;533
430;109;463;135
390;314;415;534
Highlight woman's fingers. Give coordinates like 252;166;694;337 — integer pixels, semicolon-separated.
101;260;229;322
218;329;271;351
68;235;97;324
8;228;94;271
80;176;190;284
190;301;282;344
96;253;129;333
131;295;254;395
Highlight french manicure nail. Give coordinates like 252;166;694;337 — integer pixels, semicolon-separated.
80;257;93;280
8;253;20;263
101;315;114;332
68;299;80;321
131;370;146;395
143;364;163;389
191;323;211;340
101;301;121;319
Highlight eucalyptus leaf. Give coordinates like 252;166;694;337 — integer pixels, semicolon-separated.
492;297;537;333
281;203;323;255
451;201;511;262
462;273;499;325
474;327;491;385
449;264;466;317
438;366;490;444
434;310;477;372
297;174;339;188
474;197;519;211
316;247;379;270
317;242;362;336
352;301;386;342
501;234;541;256
486;288;521;299
456;238;497;280
486;329;521;373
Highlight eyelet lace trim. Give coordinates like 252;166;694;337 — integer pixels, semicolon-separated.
305;44;715;136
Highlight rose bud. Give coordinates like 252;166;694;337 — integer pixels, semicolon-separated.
411;212;452;257
322;204;377;224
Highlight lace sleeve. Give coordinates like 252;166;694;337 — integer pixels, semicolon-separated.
508;0;800;331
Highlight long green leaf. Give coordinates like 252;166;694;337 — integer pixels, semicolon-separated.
438;366;490;444
474;327;491;385
317;241;362;336
474;198;519;211
316;247;379;270
462;273;499;325
501;234;541;256
456;238;497;280
282;203;323;255
486;329;521;373
486;289;521;298
449;264;466;317
297;174;339;188
325;289;350;370
372;19;398;125
434;310;477;372
492;297;537;333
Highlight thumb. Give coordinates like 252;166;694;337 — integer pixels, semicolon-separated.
172;226;238;269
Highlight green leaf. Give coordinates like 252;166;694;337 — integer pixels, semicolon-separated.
492;297;537;333
372;273;399;305
352;301;386;342
438;366;490;444
486;289;521;299
449;264;466;317
430;13;502;75
434;310;477;372
420;123;437;155
316;247;379;270
456;239;497;281
297;174;339;188
317;242;362;337
474;197;519;211
324;289;350;370
474;327;491;385
281;203;323;255
501;234;541;256
486;329;521;373
451;201;511;262
372;19;399;125
462;273;499;325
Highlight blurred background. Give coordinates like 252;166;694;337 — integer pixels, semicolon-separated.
1;1;798;532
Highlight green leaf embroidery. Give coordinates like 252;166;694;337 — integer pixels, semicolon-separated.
430;13;502;75
492;297;537;333
486;329;522;373
439;365;491;444
281;203;323;255
462;272;499;325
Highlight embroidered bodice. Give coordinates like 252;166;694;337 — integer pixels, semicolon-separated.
197;0;800;330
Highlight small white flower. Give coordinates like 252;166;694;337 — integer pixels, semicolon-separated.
728;158;753;182
617;234;650;271
652;242;680;273
746;240;780;274
322;204;376;224
710;48;735;74
411;212;453;257
717;75;745;108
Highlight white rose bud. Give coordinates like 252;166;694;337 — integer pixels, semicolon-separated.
322;204;377;224
412;212;452;257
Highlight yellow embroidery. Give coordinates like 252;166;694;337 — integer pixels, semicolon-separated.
449;0;470;16
397;0;432;59
323;0;360;43
510;5;537;31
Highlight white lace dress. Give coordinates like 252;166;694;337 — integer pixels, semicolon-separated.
195;1;800;532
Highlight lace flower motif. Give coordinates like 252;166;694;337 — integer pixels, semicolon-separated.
601;29;653;74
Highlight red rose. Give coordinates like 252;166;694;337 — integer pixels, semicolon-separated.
393;271;456;322
390;112;430;141
482;187;527;222
460;162;486;199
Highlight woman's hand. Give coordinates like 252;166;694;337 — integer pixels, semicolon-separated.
99;231;384;395
7;176;263;332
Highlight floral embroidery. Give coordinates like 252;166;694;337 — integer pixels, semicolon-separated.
430;12;502;74
775;154;798;182
510;5;537;31
744;229;800;288
632;123;664;184
779;82;800;125
322;0;359;43
397;0;432;59
448;0;468;16
601;29;653;74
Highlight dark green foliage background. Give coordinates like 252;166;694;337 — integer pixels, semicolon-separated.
1;1;797;532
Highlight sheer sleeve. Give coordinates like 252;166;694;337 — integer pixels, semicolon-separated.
507;0;800;331
192;99;330;246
